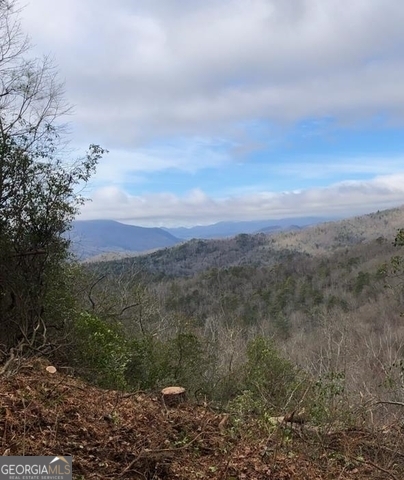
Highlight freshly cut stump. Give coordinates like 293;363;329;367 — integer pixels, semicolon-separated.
161;386;186;407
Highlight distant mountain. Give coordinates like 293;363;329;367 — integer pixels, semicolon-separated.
69;220;181;260
71;206;404;264
164;217;333;240
87;205;404;275
256;224;303;234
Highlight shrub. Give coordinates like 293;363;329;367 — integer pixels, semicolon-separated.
125;335;172;390
72;312;130;389
125;332;214;395
309;371;354;427
244;336;300;410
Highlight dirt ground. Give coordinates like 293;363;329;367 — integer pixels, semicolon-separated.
0;360;403;479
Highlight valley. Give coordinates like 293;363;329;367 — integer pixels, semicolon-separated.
83;205;404;409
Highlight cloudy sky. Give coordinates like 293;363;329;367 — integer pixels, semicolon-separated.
21;0;404;226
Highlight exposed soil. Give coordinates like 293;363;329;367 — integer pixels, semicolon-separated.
1;360;403;479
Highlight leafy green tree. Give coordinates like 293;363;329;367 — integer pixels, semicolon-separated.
244;336;299;410
353;271;370;296
125;331;214;395
125;335;170;390
394;229;404;247
0;1;106;371
72;312;130;389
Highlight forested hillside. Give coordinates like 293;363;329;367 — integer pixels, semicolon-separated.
82;206;404;414
95;233;307;277
271;206;404;254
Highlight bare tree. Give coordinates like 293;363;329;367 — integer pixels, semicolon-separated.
0;1;68;151
0;0;106;373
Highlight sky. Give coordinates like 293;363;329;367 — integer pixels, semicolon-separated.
20;0;404;227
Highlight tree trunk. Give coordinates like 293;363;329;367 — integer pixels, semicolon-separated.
161;386;186;407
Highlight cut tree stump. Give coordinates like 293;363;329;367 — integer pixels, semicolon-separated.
161;386;186;407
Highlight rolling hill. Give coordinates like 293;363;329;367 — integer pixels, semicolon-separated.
88;205;404;276
270;205;404;255
69;220;181;259
71;206;404;263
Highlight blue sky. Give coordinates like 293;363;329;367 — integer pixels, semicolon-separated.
21;0;404;226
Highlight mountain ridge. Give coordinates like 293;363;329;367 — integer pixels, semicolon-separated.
163;216;334;239
71;206;404;262
88;205;404;275
69;220;181;260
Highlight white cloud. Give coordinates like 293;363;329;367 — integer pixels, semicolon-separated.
88;137;233;187
17;0;404;225
80;173;404;226
21;0;404;146
267;156;404;179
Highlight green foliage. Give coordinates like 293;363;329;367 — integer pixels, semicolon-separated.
169;333;209;387
225;337;306;429
0;137;105;355
310;371;352;426
72;312;130;389
125;335;169;390
221;336;300;422
0;1;107;363
227;389;261;423
274;313;291;339
326;295;349;312
353;271;370;296
394;229;404;247
244;337;299;409
125;331;214;395
378;231;404;296
79;223;404;434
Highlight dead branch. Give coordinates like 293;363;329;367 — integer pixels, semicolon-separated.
87;274;107;311
117;302;140;316
0;347;17;376
375;401;404;408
